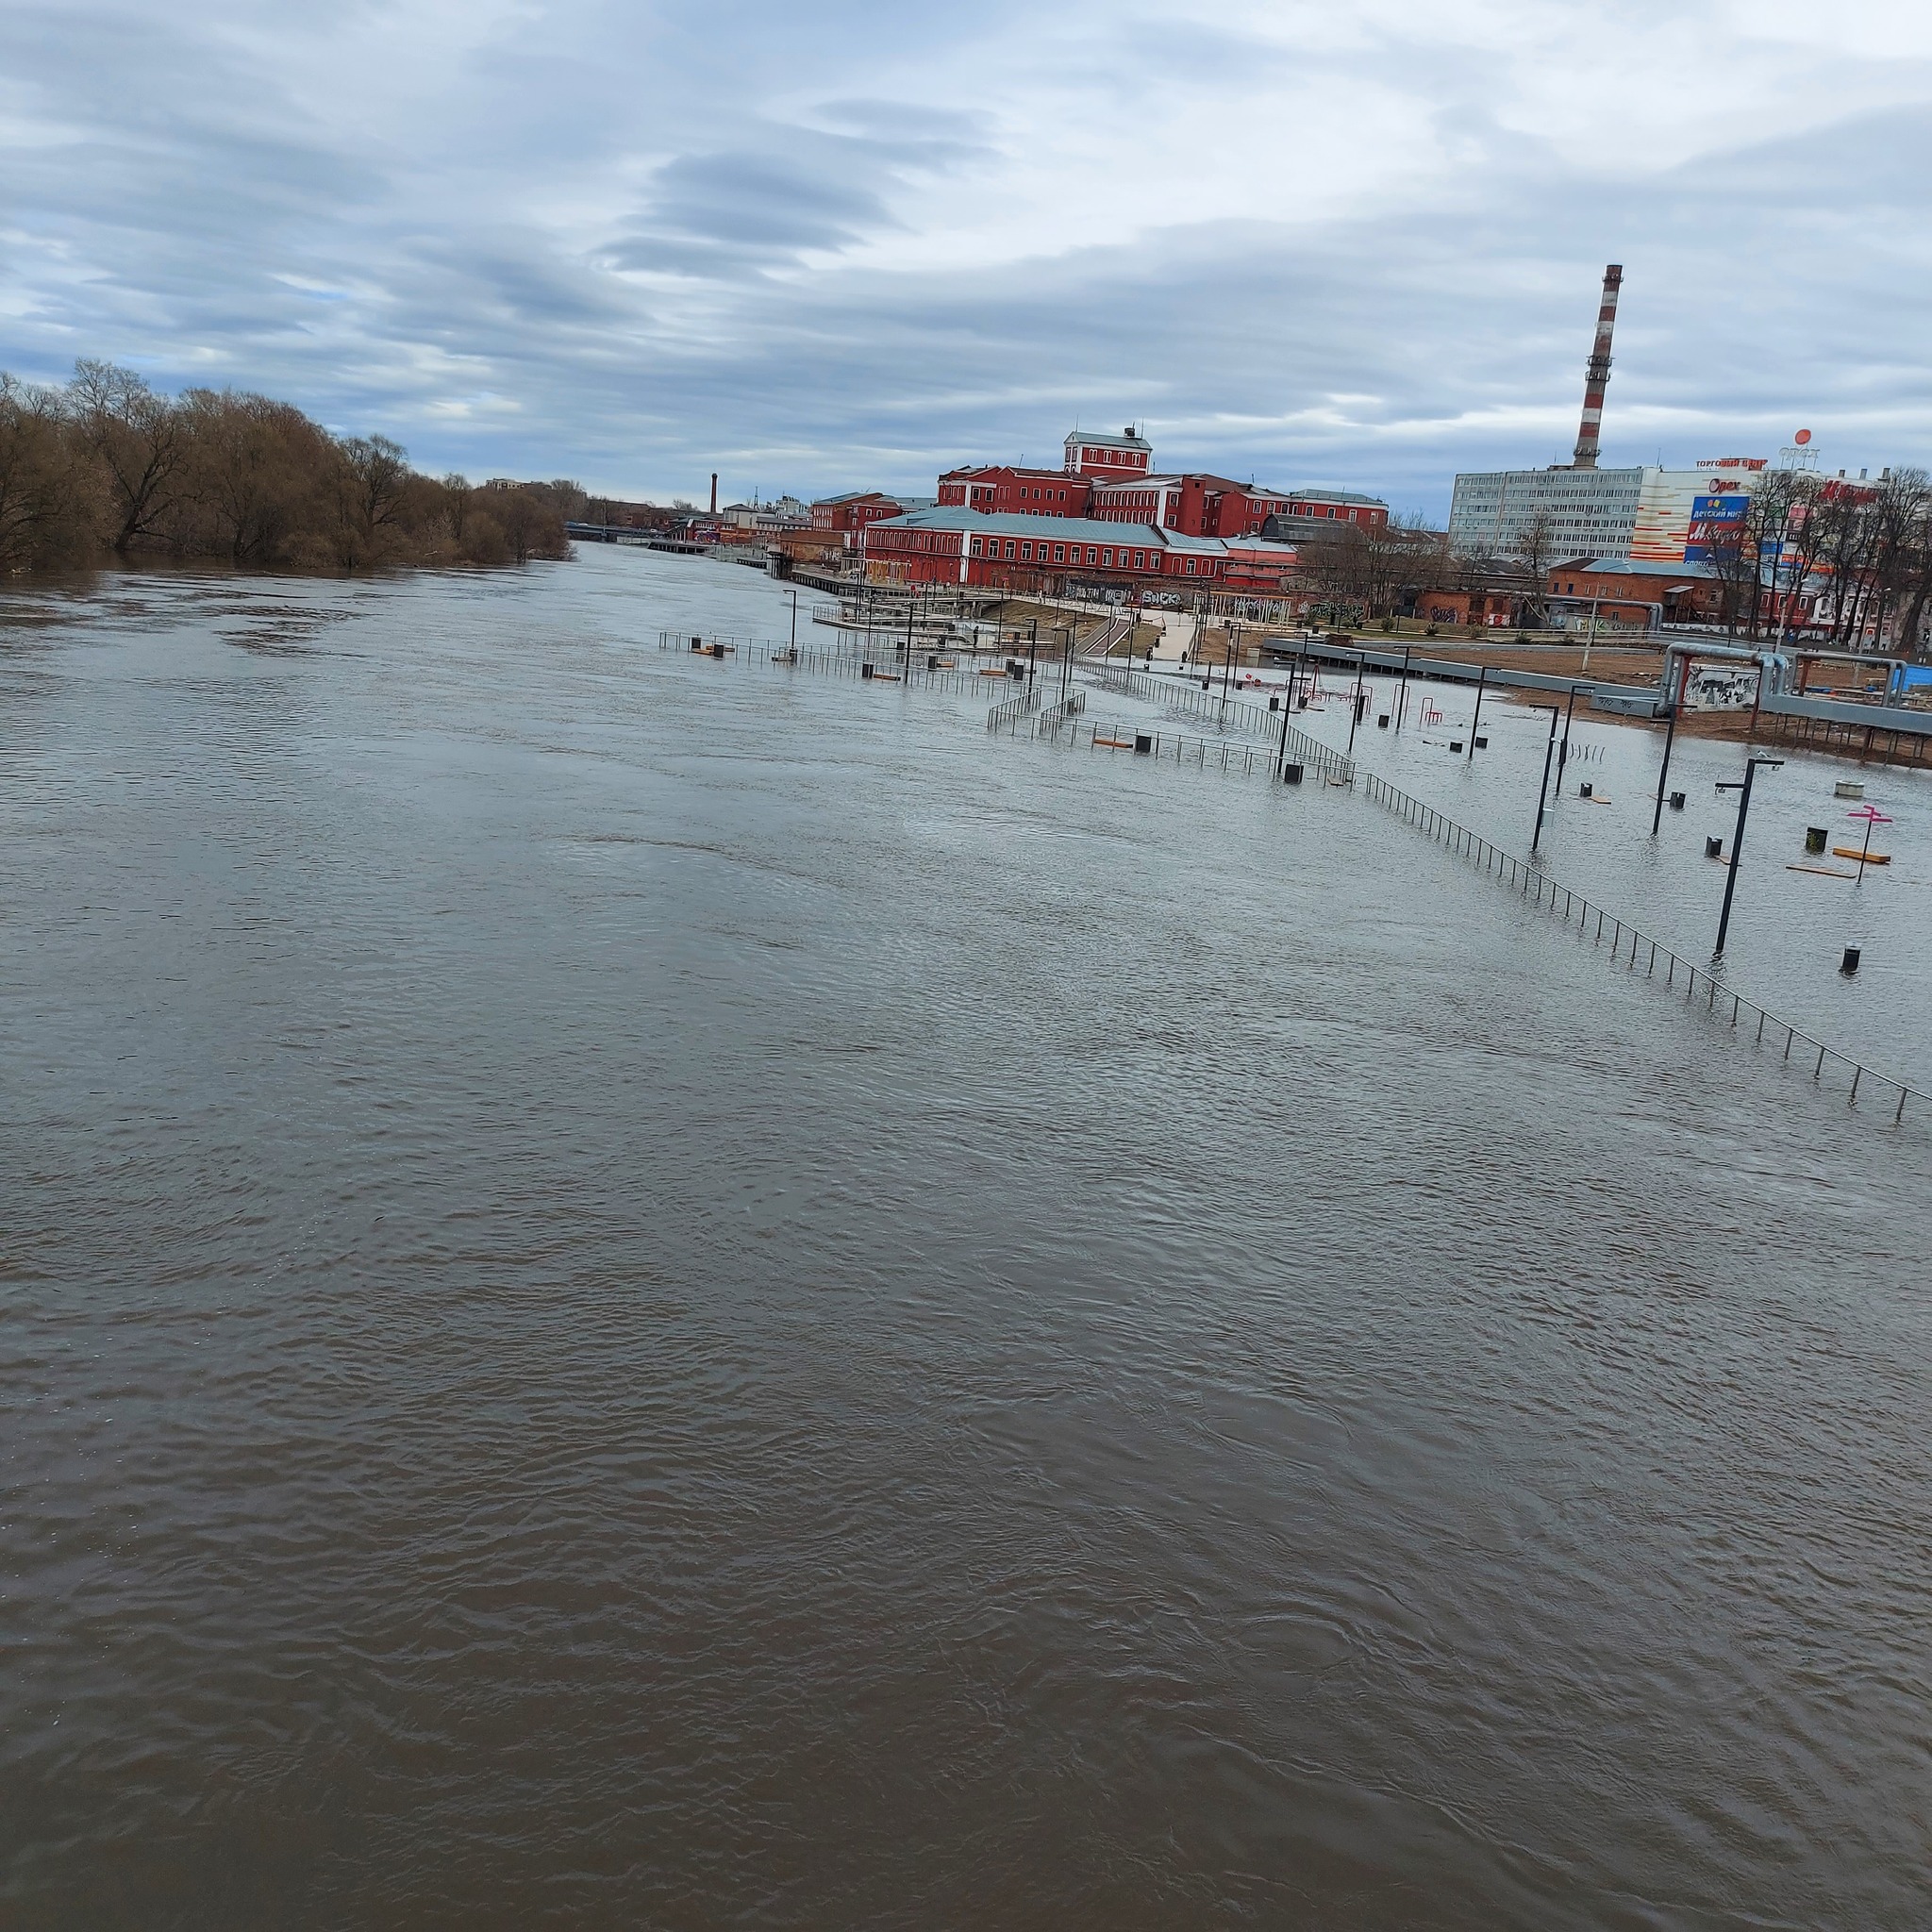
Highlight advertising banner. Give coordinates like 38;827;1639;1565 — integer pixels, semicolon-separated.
1685;493;1747;562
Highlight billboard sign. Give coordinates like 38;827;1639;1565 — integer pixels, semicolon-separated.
1686;493;1748;562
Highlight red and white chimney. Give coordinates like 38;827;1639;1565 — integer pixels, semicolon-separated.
1572;263;1623;470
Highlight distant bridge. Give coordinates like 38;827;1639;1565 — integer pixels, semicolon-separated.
564;522;707;553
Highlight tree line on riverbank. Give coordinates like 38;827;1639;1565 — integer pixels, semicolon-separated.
1;361;573;575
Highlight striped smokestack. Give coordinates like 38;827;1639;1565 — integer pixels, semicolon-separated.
1571;263;1623;470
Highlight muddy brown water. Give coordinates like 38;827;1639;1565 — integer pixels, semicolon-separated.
4;551;1928;1929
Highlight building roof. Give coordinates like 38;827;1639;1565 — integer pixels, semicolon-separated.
874;507;1178;542
1282;486;1387;506
812;489;899;507
1553;556;1722;579
1064;427;1153;452
938;462;1074;479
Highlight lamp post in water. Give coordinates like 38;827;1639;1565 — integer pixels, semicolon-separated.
1526;703;1561;854
1651;652;1695;835
1558;682;1593;774
1346;651;1367;758
1466;664;1489;762
1712;757;1784;957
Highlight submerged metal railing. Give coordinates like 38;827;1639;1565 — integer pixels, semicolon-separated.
987;687;1044;730
662;631;1000;699
992;710;1339;782
1355;769;1924;1125
1082;663;1355;780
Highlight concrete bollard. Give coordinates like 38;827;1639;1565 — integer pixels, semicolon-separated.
1282;763;1304;784
1580;782;1592;798
1840;946;1861;975
1706;836;1723;858
1450;741;1464;753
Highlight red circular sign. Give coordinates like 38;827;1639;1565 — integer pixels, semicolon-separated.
1794;428;1812;445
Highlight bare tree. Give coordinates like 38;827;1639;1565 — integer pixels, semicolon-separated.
0;374;100;570
66;359;187;554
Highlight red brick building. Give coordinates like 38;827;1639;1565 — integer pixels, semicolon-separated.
860;508;1297;594
935;467;1092;515
1064;427;1154;477
934;430;1388;543
1544;556;1722;628
810;491;909;535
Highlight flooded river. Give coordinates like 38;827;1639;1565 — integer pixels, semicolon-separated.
4;549;1928;1928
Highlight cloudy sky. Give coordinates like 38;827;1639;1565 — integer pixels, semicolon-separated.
4;0;1930;514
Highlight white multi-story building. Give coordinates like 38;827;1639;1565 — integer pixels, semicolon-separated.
1448;461;1766;564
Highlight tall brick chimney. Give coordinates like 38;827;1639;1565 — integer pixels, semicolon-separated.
1572;264;1623;470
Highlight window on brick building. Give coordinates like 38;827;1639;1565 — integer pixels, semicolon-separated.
1054;545;1065;562
1020;542;1031;560
971;538;982;556
1102;549;1113;566
1004;541;1015;559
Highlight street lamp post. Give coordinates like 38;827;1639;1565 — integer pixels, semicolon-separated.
1395;646;1413;732
1466;664;1489;762
1712;758;1784;956
1651;652;1694;835
1526;703;1561;854
1346;652;1367;758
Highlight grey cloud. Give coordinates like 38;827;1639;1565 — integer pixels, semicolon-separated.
4;2;1931;516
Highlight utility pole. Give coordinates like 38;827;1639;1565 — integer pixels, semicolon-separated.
1346;652;1367;758
1394;645;1412;732
1713;758;1784;956
1466;665;1488;761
